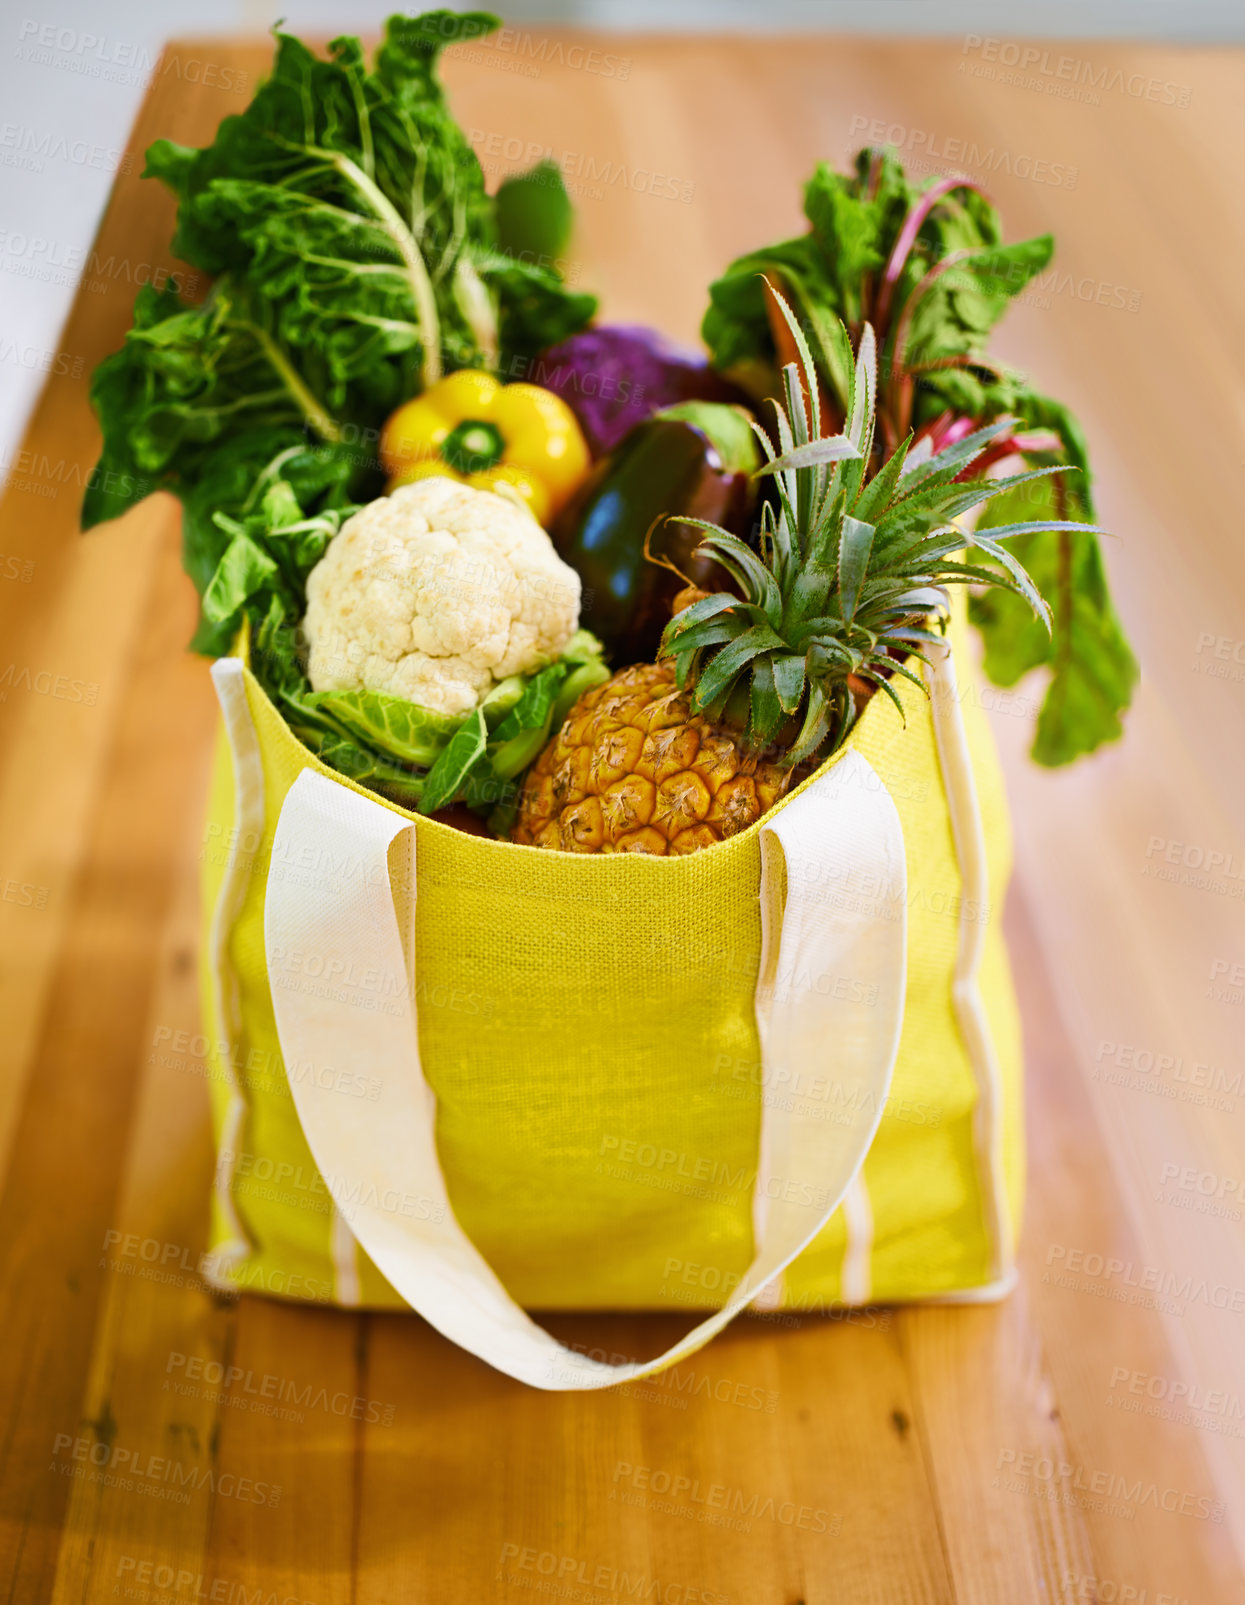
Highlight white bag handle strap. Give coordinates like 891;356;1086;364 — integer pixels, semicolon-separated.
264;754;906;1389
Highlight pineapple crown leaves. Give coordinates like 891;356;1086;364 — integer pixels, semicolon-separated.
657;280;1108;768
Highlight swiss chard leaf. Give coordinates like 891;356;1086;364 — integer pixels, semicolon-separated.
801;163;889;326
901;236;1053;366
82;12;595;652
970;463;1136;765
202;526;279;624
145;17;502;392
702;147;1039;438
81;286;322;530
470;243;598;374
702;146;1136;765
701;236;824;376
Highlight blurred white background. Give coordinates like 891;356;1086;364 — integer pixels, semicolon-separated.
0;0;1238;461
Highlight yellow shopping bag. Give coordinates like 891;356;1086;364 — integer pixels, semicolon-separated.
197;597;1023;1388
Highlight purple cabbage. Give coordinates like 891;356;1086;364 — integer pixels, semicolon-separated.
529;323;749;457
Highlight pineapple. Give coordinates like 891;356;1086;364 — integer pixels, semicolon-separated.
514;287;1101;856
512;660;795;853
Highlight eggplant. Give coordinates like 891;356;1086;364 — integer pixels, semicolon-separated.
551;404;759;664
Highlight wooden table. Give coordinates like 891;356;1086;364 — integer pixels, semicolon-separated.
2;28;1243;1604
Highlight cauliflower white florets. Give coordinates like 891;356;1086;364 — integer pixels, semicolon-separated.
303;477;581;716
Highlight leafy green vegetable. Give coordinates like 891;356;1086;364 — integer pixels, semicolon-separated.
201;465;436;795
147;12;593;391
246;591;433;806
404;633;610;826
970;393;1137;765
201;521;279;624
419;707;489;814
310;732;428;809
417;646;609;823
550;656;611;728
702;146;1135;765
206;454;608;827
489;662;571;779
494;160;574;265
82;11;595;649
704;149;1049;453
176;435;354;643
969;524;1136;766
479;675;526;725
301;688;461;768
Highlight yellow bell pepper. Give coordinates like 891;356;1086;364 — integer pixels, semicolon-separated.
380;370;590;527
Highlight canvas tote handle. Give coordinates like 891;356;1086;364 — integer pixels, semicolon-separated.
264;754;907;1389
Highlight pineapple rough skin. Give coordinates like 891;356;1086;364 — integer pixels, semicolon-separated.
513;661;794;855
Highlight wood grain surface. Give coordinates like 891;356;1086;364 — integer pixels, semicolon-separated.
1;28;1242;1605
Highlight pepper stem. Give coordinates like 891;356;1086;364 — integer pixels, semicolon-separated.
440;419;506;475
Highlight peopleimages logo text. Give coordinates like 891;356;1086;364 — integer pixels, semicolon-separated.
960;35;1192;107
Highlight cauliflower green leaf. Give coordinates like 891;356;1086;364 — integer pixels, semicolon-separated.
301;688;461;768
225;461;606;829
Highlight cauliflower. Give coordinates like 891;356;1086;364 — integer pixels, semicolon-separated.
303;477;582;716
